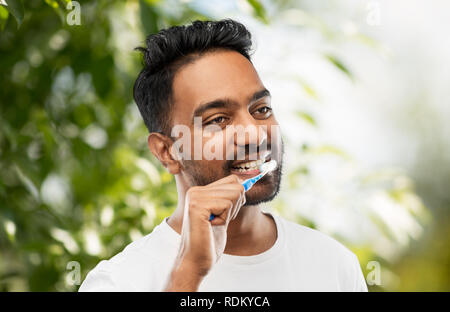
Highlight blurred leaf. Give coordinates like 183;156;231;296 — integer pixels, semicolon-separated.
139;0;159;35
287;166;308;188
91;55;114;98
295;215;316;229
309;144;351;160
29;263;59;291
278;8;332;38
246;0;269;24
0;5;9;31
325;54;353;80
3;0;23;27
44;0;59;9
13;164;40;202
368;212;397;244
354;33;378;48
297;79;318;100
296;111;317;126
45;0;68;25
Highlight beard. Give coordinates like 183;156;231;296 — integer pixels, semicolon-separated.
241;163;282;205
181;140;284;206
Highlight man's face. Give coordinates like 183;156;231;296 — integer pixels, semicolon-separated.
170;50;283;205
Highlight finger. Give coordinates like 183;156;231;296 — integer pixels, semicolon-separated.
203;189;244;204
207;199;233;225
206;174;242;187
208;183;245;195
202;186;245;221
209;184;245;220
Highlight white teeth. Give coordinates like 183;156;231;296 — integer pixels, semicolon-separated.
238;167;253;172
233;158;266;171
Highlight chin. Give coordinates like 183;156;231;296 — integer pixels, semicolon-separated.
244;181;281;206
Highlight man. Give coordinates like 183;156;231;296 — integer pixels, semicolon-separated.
79;19;368;292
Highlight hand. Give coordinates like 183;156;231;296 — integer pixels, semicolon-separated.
164;175;245;291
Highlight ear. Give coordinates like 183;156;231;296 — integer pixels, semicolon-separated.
147;133;182;175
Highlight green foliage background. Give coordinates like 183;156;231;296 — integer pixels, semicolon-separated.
0;0;448;291
0;0;194;291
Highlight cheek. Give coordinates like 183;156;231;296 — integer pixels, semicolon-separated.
202;130;228;160
268;124;283;153
203;130;224;145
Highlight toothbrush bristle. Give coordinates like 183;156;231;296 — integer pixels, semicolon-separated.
259;160;277;173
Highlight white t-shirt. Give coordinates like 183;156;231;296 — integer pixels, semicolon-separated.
79;212;368;292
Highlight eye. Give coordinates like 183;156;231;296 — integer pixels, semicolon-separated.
257;106;271;114
253;105;272;118
205;116;228;125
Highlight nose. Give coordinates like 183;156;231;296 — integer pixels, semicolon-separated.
233;114;268;151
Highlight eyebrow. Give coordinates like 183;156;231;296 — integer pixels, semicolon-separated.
191;88;271;122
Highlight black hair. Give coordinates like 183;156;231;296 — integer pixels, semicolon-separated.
133;19;254;135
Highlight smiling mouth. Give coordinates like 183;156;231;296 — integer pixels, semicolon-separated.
230;159;265;172
230;152;271;174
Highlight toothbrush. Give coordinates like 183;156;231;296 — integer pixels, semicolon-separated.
241;159;278;192
209;160;277;221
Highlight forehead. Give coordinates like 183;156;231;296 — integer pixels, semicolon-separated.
171;50;264;119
